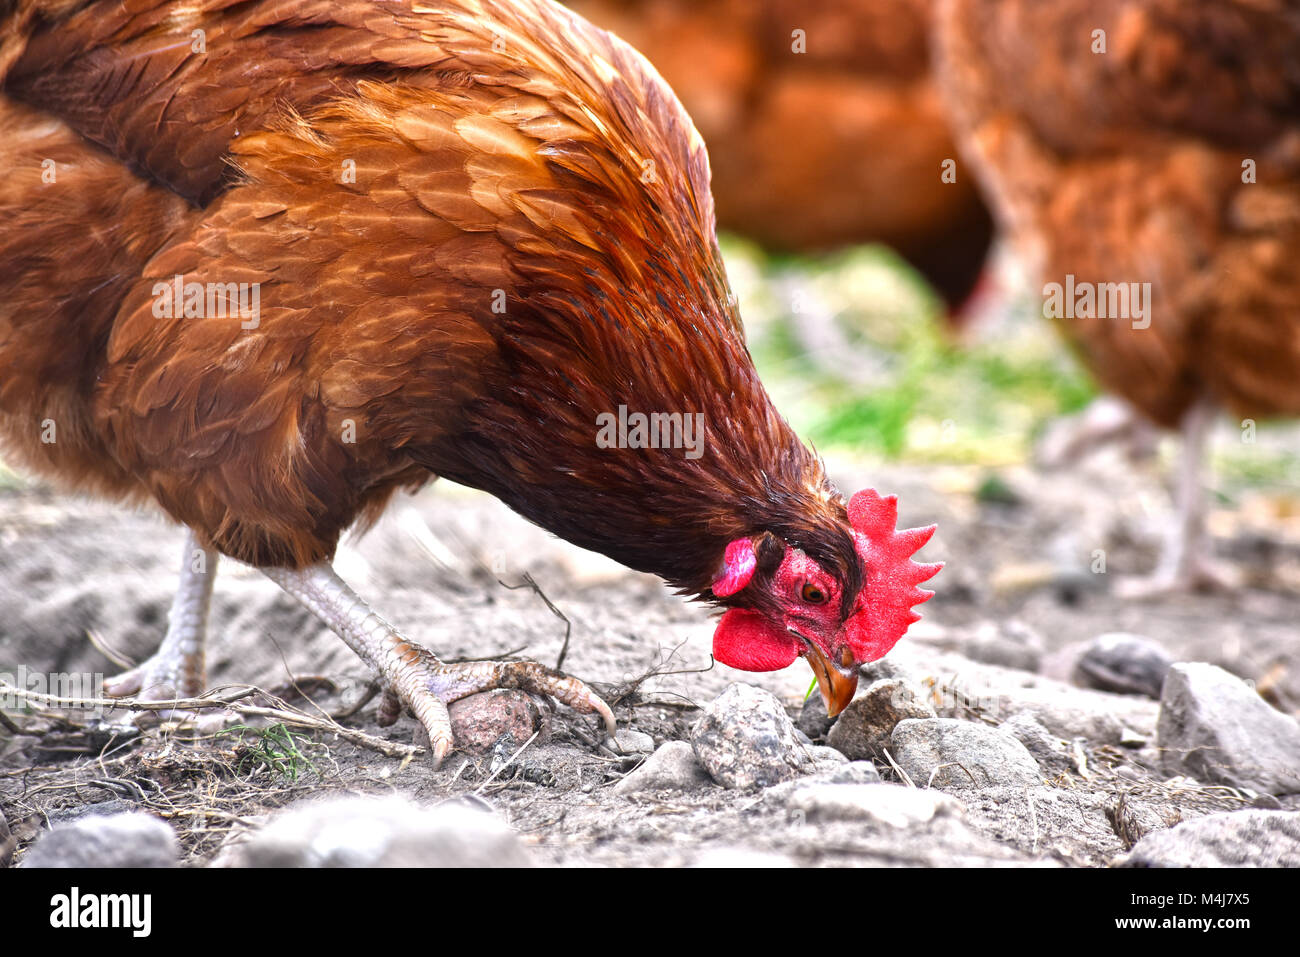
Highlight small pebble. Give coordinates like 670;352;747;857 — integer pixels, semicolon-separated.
615;741;712;794
826;678;935;761
691;684;807;789
1074;633;1174;699
614;729;655;754
224;796;532;867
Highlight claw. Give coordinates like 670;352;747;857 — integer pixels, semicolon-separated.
590;695;617;739
429;734;453;770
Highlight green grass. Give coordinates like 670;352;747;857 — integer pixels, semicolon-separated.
721;237;1097;465
219;723;322;783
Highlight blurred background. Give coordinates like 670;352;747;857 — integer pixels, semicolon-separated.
3;0;1299;870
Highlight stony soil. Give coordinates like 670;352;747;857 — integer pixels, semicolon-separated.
2;452;1298;867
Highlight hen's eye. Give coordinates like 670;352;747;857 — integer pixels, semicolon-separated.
801;583;826;604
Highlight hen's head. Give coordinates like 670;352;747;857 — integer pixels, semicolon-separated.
710;489;941;716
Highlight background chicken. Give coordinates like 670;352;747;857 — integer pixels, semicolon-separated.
933;0;1300;590
563;0;994;312
0;0;939;762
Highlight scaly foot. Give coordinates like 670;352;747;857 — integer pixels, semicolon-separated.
263;561;615;767
103;528;218;720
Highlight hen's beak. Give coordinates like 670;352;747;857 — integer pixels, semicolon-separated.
803;641;858;718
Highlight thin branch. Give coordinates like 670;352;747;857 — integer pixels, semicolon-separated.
497;572;572;671
881;747;915;788
0;681;421;761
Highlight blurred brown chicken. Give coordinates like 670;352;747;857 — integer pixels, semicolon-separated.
565;0;994;310
0;0;940;760
934;0;1300;590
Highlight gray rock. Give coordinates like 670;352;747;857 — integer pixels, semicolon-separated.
1121;810;1300;867
1032;706;1126;747
796;694;834;741
785;782;965;827
22;812;177;868
226;796;531;867
890;718;1044;789
807;744;847;765
1000;711;1073;773
615;740;712;794
47;799;137;825
614;729;656;754
963;621;1045;673
1074;633;1174;699
1157;663;1300;795
691;684;807;789
826;678;936;761
823;760;882;784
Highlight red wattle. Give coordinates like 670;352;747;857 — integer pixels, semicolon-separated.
711;608;800;671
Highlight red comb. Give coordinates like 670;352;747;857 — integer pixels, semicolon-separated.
843;488;942;663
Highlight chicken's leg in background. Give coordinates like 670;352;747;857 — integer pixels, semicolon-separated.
262;562;615;766
1126;398;1234;595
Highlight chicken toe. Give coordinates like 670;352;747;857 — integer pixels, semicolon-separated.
263;561;615;766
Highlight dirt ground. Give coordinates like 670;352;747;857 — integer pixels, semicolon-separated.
2;450;1298;866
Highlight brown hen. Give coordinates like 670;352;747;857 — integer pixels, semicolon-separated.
934;0;1300;590
0;0;939;760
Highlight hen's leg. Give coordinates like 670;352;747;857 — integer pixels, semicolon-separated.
1120;399;1232;595
104;528;218;709
262;562;616;766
